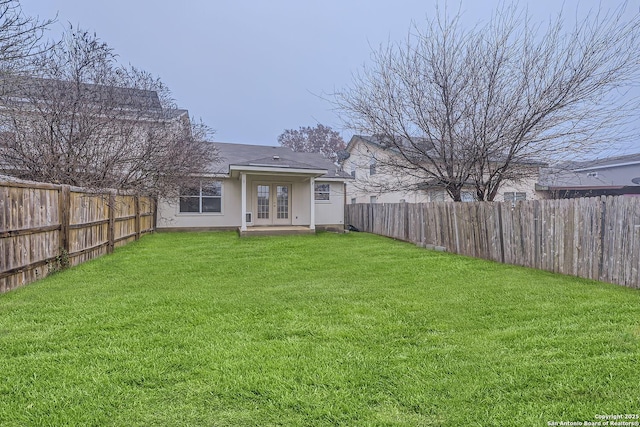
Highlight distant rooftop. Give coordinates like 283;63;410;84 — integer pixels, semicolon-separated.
0;76;188;118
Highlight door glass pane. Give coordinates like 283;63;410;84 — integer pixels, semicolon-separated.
277;185;288;219
257;185;270;219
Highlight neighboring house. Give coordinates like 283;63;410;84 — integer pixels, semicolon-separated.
341;135;541;204
0;76;191;177
536;153;640;198
0;76;190;123
157;142;352;234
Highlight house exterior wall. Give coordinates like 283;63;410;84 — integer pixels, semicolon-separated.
496;175;540;202
157;177;242;229
581;163;640;186
157;176;345;230
314;182;345;226
344;138;432;204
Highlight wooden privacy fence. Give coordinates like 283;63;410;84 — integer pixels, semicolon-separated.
0;178;156;293
346;196;640;289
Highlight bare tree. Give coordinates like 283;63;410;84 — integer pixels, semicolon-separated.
0;26;216;196
0;0;53;72
335;2;640;201
278;124;346;163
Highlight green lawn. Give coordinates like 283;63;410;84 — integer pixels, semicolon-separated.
0;232;639;426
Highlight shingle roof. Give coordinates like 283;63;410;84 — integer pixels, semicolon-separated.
562;152;640;170
211;142;351;179
3;76;164;112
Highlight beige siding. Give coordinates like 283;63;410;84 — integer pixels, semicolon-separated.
315;182;345;226
497;176;540;202
345;139;431;204
157;178;242;228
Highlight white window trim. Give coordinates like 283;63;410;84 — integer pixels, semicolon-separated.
504;192;527;202
504;191;527;207
369;156;377;176
314;182;331;203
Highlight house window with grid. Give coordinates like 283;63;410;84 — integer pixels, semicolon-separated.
179;181;222;213
314;183;330;201
461;191;476;202
369;156;377;175
429;190;445;202
504;192;526;205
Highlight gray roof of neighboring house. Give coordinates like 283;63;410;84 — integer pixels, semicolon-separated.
163;108;189;119
538;152;640;189
2;76;177;115
5;76;162;110
558;152;640;171
211;142;351;179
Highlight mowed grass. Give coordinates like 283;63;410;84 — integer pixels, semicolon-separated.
0;232;639;426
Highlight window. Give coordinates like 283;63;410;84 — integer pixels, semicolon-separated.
314;183;330;201
179;181;222;213
369;156;377;175
461;191;476;202
351;167;356;178
370;195;377;204
351;198;357;204
504;192;527;205
429;191;445;202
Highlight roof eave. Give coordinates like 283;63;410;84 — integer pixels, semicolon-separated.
573;160;640;172
539;185;627;191
229;164;328;177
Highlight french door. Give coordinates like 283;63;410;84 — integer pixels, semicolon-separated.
255;183;291;226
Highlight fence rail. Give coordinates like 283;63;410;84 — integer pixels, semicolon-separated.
1;178;156;293
346;197;640;289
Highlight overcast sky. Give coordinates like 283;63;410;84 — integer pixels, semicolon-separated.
22;0;639;149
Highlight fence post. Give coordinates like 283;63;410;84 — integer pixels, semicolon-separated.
107;191;116;254
152;197;158;232
598;196;607;283
58;185;71;255
404;203;410;242
452;203;460;253
134;195;140;240
497;203;505;264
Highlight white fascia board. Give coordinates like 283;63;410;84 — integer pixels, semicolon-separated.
315;177;350;182
186;172;230;179
573;161;640;172
229;164;328;176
